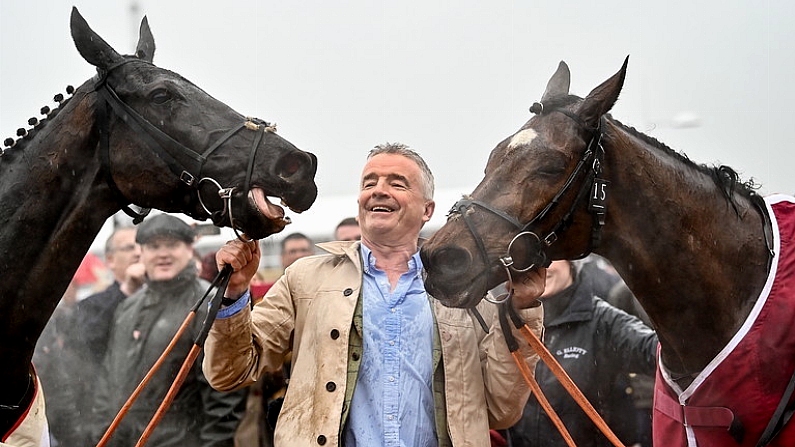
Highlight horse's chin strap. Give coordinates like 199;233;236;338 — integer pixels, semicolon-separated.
93;60;275;230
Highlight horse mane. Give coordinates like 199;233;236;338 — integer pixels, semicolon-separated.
536;95;762;213
2;86;77;155
607;115;762;215
607;114;762;214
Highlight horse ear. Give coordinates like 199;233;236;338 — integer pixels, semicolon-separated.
135;16;156;62
70;7;123;70
540;61;571;102
578;56;629;127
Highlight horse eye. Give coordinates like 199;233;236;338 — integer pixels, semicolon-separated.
150;89;172;105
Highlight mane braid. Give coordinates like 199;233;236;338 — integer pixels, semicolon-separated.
608;116;760;214
4;94;75;154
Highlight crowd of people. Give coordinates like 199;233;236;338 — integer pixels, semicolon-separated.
33;142;657;447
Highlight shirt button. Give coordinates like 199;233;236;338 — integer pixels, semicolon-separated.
389;340;395;346
317;435;327;445
326;381;336;392
330;329;340;340
389;376;395;382
387;415;394;421
390;308;396;313
343;288;353;296
351;352;360;361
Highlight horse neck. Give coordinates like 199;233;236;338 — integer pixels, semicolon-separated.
595;120;769;376
0;88;119;399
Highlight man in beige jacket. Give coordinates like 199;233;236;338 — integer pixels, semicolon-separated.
203;143;545;446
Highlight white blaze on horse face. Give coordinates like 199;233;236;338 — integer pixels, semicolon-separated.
507;129;538;150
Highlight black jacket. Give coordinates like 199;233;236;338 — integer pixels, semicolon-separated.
91;266;245;447
507;266;657;447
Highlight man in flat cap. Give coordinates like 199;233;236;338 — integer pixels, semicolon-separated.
90;214;246;447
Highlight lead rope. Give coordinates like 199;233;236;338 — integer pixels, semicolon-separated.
498;303;576;447
96;264;233;447
502;302;625;447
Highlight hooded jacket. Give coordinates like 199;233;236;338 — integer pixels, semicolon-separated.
203;241;544;447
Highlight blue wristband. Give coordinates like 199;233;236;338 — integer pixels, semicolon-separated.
216;290;251;319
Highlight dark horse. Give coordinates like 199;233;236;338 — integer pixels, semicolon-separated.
421;59;795;446
0;7;317;442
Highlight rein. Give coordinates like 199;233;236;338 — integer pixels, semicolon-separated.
96;264;234;447
498;301;625;447
449;105;608;304
94;58;275;234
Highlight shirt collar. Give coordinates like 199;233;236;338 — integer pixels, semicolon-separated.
360;243;424;278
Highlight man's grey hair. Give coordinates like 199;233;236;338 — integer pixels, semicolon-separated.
368;142;435;200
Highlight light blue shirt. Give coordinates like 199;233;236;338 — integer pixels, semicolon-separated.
344;244;437;447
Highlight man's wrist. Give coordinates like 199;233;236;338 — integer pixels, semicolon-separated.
221;296;241;307
217;290;251;319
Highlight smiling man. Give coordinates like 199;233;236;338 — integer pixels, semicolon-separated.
90;214;245;447
204;143;546;447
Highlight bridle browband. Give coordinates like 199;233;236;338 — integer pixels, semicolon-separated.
448;102;609;304
94;58;273;238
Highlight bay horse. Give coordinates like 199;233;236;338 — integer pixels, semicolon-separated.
0;7;317;443
421;59;795;446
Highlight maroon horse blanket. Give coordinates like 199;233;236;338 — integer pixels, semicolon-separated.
653;194;795;447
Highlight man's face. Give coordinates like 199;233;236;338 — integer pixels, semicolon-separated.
281;238;313;268
141;237;194;282
357;153;435;245
541;260;574;299
106;228;141;282
335;224;361;242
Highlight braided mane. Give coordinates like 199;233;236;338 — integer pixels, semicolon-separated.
3;87;76;155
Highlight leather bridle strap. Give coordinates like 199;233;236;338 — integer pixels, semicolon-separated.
93;59;273;225
96;91;152;223
97;84;245;186
446;110;608;302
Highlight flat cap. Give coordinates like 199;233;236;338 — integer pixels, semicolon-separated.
135;214;195;245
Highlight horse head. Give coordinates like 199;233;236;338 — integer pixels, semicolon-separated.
421;59;628;308
70;7;318;239
0;10;320;435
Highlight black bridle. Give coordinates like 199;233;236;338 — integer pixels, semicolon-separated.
448;104;608;303
94;58;273;238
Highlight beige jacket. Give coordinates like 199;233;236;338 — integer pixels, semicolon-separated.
203;241;543;447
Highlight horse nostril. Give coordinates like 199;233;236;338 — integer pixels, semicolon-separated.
275;152;304;178
426;246;473;279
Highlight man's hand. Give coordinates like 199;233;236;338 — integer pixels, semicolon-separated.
511;267;547;309
120;262;146;296
216;239;261;299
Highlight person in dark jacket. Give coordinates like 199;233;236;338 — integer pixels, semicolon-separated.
507;260;658;447
90;214;245;447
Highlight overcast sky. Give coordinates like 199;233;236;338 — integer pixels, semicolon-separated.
2;0;794;235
